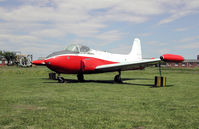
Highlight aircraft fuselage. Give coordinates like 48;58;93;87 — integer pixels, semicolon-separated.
45;54;118;74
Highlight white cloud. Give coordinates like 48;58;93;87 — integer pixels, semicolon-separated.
174;27;188;32
136;33;152;37
95;30;125;42
0;33;62;59
158;0;199;24
177;42;199;50
0;34;40;44
0;0;199;58
146;41;167;46
176;35;199;43
1;0;197;39
186;0;199;9
110;0;164;15
157;48;171;55
110;44;131;54
158;10;192;24
97;12;148;23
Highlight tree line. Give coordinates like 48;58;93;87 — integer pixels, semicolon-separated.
0;50;16;65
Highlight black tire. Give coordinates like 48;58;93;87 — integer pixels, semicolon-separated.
77;74;84;82
114;75;122;83
58;77;65;83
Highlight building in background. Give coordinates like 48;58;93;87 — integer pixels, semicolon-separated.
166;55;199;68
0;51;33;67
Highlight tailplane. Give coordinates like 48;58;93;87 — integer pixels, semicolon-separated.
128;38;142;60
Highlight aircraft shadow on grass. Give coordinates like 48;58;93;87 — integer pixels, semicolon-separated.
42;78;173;87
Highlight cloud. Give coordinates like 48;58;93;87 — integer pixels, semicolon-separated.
158;0;199;24
95;30;125;42
0;33;62;58
158;10;192;24
0;0;199;59
176;35;199;43
110;44;131;54
110;0;164;15
136;33;152;37
177;42;199;50
0;34;40;44
157;48;171;55
146;41;167;46
173;35;199;51
174;27;189;32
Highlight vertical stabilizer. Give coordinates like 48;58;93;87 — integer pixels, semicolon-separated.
128;38;142;60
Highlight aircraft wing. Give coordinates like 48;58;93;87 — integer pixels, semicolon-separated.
96;54;184;72
96;58;161;72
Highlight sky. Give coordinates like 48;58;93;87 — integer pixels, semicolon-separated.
0;0;199;59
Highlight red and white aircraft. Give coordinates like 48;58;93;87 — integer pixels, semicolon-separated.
32;38;184;83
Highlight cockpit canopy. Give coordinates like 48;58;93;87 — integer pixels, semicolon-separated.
46;44;91;58
65;44;90;53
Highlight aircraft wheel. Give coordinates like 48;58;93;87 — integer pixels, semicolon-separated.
77;74;84;82
58;77;65;83
114;75;122;83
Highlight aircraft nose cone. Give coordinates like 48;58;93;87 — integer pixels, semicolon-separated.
32;60;45;65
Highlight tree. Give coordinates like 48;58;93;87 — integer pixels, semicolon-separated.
3;51;16;65
0;50;4;60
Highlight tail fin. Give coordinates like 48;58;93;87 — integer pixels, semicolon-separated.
128;38;142;60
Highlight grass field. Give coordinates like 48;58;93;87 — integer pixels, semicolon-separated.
0;66;199;129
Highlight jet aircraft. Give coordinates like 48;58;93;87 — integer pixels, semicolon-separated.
32;38;184;83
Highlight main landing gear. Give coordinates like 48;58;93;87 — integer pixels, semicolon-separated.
56;72;122;83
77;73;84;82
114;70;123;83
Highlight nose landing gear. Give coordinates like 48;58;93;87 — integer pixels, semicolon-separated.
57;74;65;83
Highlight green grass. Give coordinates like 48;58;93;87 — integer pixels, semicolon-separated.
0;66;199;129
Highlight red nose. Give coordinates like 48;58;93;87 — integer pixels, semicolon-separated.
32;60;45;65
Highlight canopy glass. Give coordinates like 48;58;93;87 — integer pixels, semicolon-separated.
65;44;90;53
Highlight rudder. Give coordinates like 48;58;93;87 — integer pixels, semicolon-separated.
128;38;142;60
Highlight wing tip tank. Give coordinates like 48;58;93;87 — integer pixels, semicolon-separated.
160;54;184;62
